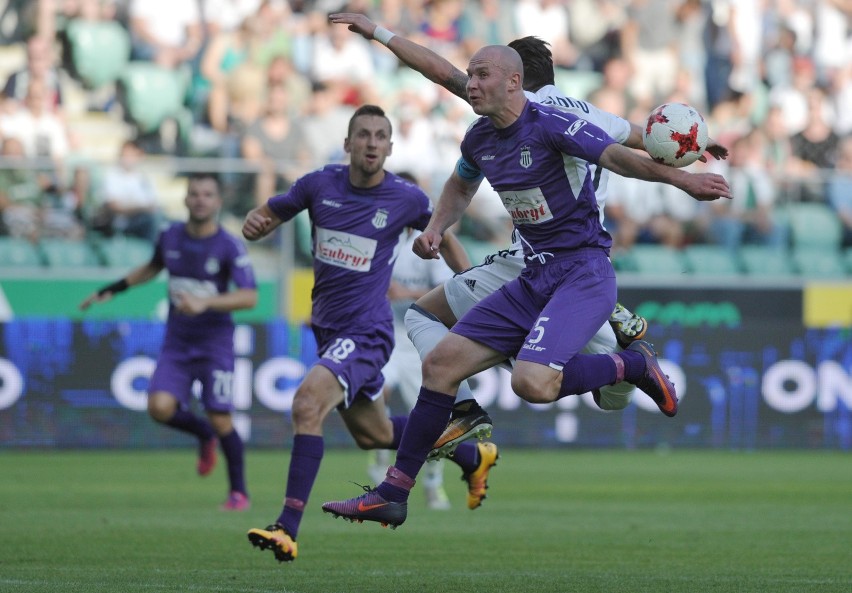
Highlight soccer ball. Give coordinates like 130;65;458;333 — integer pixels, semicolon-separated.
643;103;709;168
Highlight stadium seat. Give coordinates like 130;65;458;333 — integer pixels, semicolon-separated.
293;210;314;265
95;236;154;268
845;248;852;275
791;247;848;278
64;19;131;89
39;239;102;268
682;245;742;276
0;237;44;267
625;244;688;276
739;246;795;278
783;202;842;249
118;62;193;139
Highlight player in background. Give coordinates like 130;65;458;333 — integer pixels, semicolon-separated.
242;105;493;564
79;173;257;511
367;173;457;510
322;45;732;529
329;13;730;457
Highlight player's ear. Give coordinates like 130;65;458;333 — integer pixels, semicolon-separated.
343;137;351;154
387;140;393;156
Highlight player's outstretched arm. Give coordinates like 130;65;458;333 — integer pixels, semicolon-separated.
78;261;162;311
329;13;469;102
599;142;732;202
242;203;283;241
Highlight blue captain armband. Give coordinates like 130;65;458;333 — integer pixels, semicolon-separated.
456;156;485;182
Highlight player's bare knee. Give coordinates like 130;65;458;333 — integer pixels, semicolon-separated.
511;375;557;404
147;393;176;423
290;394;324;432
207;411;234;435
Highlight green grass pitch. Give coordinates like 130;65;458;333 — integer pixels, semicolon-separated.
1;448;850;593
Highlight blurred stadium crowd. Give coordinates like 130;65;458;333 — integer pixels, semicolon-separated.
0;0;850;277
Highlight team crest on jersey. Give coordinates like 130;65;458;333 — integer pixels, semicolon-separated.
205;257;220;275
519;146;532;169
372;208;389;229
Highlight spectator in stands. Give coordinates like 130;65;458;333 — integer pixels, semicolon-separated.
300;82;353;165
93;139;161;242
2;34;63;112
790;86;840;202
384;102;442;194
0;77;70;161
604;177;695;252
40;165;88;241
266;55;310;115
197;15;256;134
240;84;311;213
309;14;376;102
0;136;44;240
791;86;840;171
622;0;680;106
705;130;788;252
458;0;517;54
514;0;576;69
827;135;852;248
128;0;203;69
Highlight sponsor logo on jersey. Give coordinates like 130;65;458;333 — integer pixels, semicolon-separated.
322;199;342;208
464;278;477;292
481;154;496;161
519;146;532;169
372;208;388;230
166;250;180;259
204;257;220;275
498;187;554;225
315;227;377;272
564;119;587;136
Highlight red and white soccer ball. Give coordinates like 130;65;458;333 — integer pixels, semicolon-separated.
643;102;709;168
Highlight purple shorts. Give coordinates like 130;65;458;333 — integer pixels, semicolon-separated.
148;339;236;413
451;249;616;370
312;321;394;409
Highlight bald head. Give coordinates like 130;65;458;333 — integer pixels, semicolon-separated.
470;45;524;82
466;45;527;126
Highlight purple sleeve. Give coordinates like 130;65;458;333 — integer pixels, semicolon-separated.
228;237;257;290
546;113;617;164
267;173;313;222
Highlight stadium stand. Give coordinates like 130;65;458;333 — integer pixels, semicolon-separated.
682;245;743;276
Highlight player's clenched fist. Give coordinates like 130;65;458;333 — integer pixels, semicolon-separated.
242;204;280;241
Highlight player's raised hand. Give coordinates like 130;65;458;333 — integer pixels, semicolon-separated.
681;172;733;202
328;13;377;40
79;291;108;311
412;229;443;260
699;138;729;162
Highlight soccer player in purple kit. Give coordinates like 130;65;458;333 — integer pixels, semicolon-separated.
79;173;257;511
322;46;732;529
242;105;483;563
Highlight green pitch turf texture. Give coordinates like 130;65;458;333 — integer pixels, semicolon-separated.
1;449;850;593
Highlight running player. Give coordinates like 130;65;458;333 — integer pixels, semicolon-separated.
80;173;257;511
242;105;499;563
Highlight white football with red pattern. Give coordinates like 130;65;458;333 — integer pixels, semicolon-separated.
643;102;709;168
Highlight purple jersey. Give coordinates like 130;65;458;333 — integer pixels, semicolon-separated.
459;101;617;260
152;222;257;344
267;165;433;330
